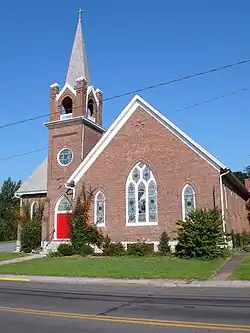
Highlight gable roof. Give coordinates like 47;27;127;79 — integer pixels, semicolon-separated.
16;158;47;196
67;95;227;185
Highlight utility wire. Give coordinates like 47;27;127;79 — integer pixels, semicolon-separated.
0;58;250;130
1;86;249;162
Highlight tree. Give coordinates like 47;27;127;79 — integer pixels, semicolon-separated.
0;178;21;241
68;184;103;255
234;166;250;184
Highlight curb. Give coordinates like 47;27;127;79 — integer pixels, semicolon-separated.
0;274;250;287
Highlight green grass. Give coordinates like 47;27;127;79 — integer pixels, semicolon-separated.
0;252;29;261
0;256;225;280
230;254;250;280
0;241;16;244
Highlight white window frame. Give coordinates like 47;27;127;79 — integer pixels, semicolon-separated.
126;163;158;226
54;195;72;241
57;147;73;167
182;184;196;221
94;190;106;227
30;201;37;219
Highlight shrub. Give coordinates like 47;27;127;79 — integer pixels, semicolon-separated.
69;184;103;254
102;234;111;255
19;201;44;253
158;231;171;255
79;244;94;256
105;242;125;256
175;207;226;260
57;243;74;256
47;250;62;258
127;242;154;256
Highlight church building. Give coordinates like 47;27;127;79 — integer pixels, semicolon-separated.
16;12;250;252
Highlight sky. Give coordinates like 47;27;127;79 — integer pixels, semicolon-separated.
0;0;249;184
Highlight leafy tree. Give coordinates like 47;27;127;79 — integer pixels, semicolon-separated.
68;184;103;254
175;207;226;259
0;177;21;241
234;166;250;184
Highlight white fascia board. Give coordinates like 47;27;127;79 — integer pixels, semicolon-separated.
67;94;227;185
56;83;76;101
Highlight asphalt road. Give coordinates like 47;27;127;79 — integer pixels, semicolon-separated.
0;242;15;252
0;281;250;332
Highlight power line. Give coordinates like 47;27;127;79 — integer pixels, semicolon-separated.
1;85;249;162
0;58;250;130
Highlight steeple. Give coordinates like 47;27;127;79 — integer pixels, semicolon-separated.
65;9;90;88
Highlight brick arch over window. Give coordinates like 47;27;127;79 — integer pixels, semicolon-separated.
55;195;72;240
126;162;158;226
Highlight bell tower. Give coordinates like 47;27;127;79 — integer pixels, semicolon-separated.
44;10;105;242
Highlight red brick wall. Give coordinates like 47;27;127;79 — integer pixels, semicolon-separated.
75;106;222;243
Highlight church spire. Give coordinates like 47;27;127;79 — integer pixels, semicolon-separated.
65;9;90;88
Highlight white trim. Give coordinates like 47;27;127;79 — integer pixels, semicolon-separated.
67;95;226;185
86;85;99;106
125;162;158;226
44;116;106;132
16;190;47;196
30;201;37;219
220;169;230;233
57;147;73;167
50;82;60;88
54;195;72;241
94;190;106;227
181;184;196;221
56;83;76;101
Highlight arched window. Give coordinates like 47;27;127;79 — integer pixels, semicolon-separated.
57;195;72;212
94;191;105;226
126;162;157;225
60;97;73;120
182;184;195;220
87;98;94;117
30;201;38;219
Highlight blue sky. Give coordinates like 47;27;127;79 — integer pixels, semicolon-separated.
0;0;249;183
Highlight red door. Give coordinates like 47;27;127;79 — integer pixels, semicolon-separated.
57;213;71;239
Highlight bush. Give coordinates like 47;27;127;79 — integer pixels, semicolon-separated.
57;243;74;256
47;250;62;258
102;235;111;255
19;201;43;253
158;231;171;255
79;243;94;256
175;207;226;260
106;242;125;256
127;242;154;256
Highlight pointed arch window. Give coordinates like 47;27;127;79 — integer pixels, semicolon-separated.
126;162;157;225
94;191;105;226
182;184;196;220
57;195;72;212
30;201;38;219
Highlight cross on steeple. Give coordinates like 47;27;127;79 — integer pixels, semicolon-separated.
77;8;84;21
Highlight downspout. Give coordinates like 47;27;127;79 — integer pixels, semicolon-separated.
220;169;230;233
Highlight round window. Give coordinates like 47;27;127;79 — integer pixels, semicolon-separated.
57;148;73;166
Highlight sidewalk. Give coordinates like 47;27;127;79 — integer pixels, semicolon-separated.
0;253;46;266
0;274;250;287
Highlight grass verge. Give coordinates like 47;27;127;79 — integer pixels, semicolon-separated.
0;252;28;262
0;256;225;279
0;241;16;244
230;254;250;280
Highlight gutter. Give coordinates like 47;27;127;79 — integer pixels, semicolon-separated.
220;169;230;233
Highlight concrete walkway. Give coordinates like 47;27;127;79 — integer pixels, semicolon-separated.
0;253;46;266
212;252;248;281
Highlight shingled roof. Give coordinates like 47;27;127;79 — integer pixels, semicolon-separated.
16;158;47;196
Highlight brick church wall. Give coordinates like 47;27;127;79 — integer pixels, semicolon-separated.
76;106;223;243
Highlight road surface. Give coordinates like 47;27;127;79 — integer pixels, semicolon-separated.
0;281;250;332
0;242;15;252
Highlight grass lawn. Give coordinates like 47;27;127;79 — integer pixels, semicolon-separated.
0;252;29;262
0;241;16;244
0;256;225;280
230;254;250;280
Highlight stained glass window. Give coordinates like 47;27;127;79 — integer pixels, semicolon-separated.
31;201;38;219
58;148;73;166
148;181;157;222
128;183;136;223
126;162;157;224
183;185;195;219
58;195;72;212
95;191;105;225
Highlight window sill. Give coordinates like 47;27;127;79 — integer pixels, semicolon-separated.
96;224;106;228
126;222;158;227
